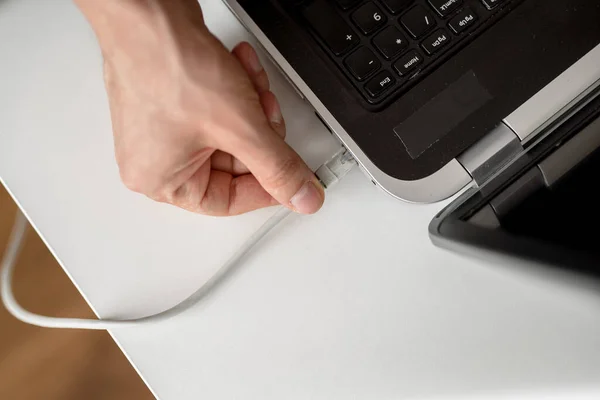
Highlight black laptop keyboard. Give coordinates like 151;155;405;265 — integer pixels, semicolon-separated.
294;0;515;104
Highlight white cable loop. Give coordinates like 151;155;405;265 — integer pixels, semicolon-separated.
0;148;356;330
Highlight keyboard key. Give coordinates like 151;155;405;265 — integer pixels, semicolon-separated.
373;27;408;59
448;7;478;33
393;50;424;76
303;0;359;55
334;0;361;9
400;6;436;38
365;70;396;97
300;0;515;102
379;0;413;14
421;29;451;54
345;47;381;80
428;0;462;17
481;0;506;9
352;2;387;34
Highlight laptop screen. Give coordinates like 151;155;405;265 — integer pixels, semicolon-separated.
499;147;600;258
431;96;600;275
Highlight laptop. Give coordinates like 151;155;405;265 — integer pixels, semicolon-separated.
223;0;600;272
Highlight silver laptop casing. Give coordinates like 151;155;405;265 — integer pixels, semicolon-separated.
222;0;600;203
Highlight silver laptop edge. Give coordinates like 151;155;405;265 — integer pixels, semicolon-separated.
505;44;600;143
222;0;600;204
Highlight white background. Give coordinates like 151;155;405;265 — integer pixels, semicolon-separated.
1;1;599;399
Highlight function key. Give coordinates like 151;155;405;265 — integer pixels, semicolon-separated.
365;70;396;97
421;29;451;54
345;47;381;80
334;0;361;9
400;6;436;38
373;26;408;59
448;7;478;33
352;2;387;34
481;0;506;9
428;0;462;17
379;0;413;14
303;0;359;55
393;50;424;76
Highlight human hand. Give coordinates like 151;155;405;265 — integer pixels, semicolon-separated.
76;0;324;216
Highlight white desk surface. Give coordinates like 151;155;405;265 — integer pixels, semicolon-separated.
1;1;600;399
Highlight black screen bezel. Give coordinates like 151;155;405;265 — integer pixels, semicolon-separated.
429;90;600;277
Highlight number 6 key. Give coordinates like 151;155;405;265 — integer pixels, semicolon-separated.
352;2;387;35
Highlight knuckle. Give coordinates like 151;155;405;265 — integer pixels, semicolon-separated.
271;119;286;139
262;156;302;190
233;41;251;54
118;163;145;193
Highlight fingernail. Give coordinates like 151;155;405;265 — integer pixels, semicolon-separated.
248;49;263;74
270;98;283;125
290;181;324;214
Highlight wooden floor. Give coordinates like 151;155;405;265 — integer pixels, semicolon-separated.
0;186;153;400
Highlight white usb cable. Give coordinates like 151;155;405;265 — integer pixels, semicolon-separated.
0;148;357;330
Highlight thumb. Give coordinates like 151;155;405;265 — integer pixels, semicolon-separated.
230;127;325;214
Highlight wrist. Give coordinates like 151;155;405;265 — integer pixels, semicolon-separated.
74;0;209;59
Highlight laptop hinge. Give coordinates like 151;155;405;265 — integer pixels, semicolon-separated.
467;112;600;222
457;122;522;188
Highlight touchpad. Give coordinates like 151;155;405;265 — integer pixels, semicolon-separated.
393;71;492;159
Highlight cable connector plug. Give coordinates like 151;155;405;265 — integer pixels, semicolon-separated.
315;147;357;189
